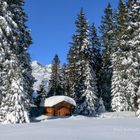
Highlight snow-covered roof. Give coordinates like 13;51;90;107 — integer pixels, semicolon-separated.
40;96;76;107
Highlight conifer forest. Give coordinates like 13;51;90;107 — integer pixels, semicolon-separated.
0;0;140;128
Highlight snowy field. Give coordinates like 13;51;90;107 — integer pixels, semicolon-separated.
0;112;140;140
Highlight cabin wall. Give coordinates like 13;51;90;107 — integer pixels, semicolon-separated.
45;107;55;116
55;107;71;116
44;101;74;116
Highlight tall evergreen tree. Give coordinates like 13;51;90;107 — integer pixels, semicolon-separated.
111;0;140;113
111;0;133;111
125;0;140;115
61;64;70;96
67;39;79;97
99;3;114;110
34;80;47;108
74;61;98;116
89;23;102;98
48;54;63;97
38;80;47;99
67;8;89;98
0;0;33;123
67;8;98;116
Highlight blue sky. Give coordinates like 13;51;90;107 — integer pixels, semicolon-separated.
25;0;119;65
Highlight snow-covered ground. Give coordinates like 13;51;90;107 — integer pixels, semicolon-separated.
0;112;140;140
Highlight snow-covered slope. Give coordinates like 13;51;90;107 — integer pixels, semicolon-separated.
31;61;51;92
0;112;140;140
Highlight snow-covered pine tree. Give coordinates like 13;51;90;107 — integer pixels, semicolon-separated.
89;23;102;97
8;0;34;98
125;0;140;115
67;8;89;98
61;64;70;96
11;0;34;112
99;3;114;110
89;23;101;65
67;8;98;116
96;97;106;114
67;37;80;97
67;8;90;98
38;80;47;99
0;0;33;123
48;54;64;97
34;80;47;107
0;1;12;121
75;61;98;116
111;0;133;111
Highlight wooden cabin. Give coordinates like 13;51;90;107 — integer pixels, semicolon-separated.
40;96;76;116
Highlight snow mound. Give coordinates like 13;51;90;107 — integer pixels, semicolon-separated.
35;112;136;122
35;115;50;122
0;115;140;140
40;96;76;107
99;111;136;118
35;115;74;122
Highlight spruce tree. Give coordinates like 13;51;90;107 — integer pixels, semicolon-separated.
99;3;114;110
0;0;33;123
35;80;47;107
48;54;63;97
67;39;79;97
67;8;98;116
61;64;70;96
67;8;89;98
38;80;47;99
89;23;101;69
126;0;140;115
89;23;102;98
75;61;98;116
111;0;132;111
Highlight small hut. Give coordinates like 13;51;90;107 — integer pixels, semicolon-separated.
40;96;76;116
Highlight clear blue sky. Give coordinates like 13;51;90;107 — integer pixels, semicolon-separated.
25;0;119;65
